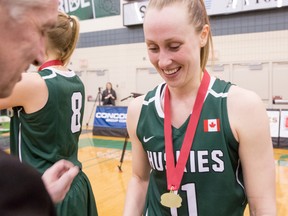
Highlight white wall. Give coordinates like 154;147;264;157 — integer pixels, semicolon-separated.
71;43;153;126
212;30;288;63
70;29;288;126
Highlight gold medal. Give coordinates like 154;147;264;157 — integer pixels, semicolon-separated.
160;190;182;208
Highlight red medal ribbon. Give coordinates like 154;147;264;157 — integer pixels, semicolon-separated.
38;60;63;72
164;71;210;191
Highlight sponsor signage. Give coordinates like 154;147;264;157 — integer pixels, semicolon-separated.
279;109;288;147
267;109;280;147
267;109;280;138
279;109;288;138
123;0;287;26
93;106;127;129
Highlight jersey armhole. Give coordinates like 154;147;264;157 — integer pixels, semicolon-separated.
222;84;239;151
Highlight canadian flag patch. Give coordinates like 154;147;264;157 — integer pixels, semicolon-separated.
204;119;220;132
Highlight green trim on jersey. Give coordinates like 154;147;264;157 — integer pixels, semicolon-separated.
137;76;247;216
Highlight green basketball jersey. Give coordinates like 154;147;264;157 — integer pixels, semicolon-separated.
10;68;98;216
137;76;247;216
10;68;84;173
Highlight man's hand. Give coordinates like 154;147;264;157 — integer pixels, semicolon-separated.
42;160;79;203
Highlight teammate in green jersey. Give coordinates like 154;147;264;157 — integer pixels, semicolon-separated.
0;11;97;216
123;0;276;215
0;0;80;212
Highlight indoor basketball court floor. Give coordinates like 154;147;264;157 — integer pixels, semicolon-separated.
79;132;288;216
1;130;287;215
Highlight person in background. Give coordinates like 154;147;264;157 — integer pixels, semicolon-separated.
102;82;117;106
0;0;79;215
123;0;276;215
0;10;98;216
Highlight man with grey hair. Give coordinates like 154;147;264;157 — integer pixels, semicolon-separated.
0;0;79;215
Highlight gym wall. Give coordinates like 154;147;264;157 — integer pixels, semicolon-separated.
67;1;288;126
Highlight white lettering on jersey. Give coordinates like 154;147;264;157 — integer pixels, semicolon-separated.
212;150;224;172
189;151;196;173
153;151;164;171
146;150;225;173
198;151;209;172
147;151;155;169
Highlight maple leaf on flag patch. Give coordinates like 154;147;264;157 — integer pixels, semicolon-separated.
204;119;220;132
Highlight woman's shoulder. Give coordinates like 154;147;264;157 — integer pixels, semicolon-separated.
227;85;267;140
228;85;263;108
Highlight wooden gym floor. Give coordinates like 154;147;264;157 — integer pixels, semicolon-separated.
79;132;288;216
1;131;287;215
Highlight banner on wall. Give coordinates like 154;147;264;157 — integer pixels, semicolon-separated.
123;0;288;26
279;109;288;148
123;1;147;26
267;109;280;147
59;0;120;20
93;106;127;137
205;0;288;16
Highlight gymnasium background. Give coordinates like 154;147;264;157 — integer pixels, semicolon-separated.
0;1;287;215
30;0;288;128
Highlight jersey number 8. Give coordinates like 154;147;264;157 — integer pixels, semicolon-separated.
71;92;82;133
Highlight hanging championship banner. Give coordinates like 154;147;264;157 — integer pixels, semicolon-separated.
205;0;288;16
123;1;147;26
123;0;288;26
59;0;120;20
